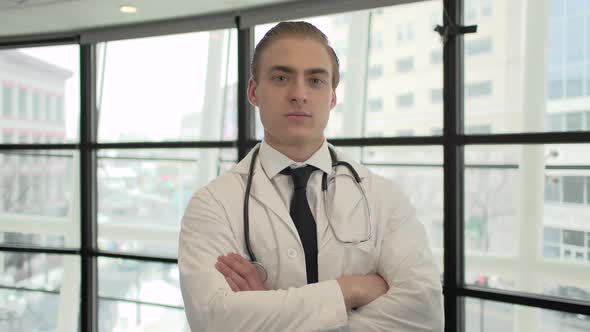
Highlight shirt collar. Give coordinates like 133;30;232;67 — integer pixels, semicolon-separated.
259;139;333;179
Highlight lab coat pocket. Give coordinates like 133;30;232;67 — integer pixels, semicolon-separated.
254;248;279;290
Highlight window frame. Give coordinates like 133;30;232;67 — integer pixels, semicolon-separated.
0;1;589;332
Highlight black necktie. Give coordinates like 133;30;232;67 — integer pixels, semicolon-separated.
281;166;319;284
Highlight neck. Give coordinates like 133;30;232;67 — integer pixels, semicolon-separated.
264;137;324;162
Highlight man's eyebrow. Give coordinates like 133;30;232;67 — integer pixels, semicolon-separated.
268;65;295;74
268;66;330;76
305;68;330;76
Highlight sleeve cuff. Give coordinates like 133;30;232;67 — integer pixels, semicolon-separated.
300;280;349;330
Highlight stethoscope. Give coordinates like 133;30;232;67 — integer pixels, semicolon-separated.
243;145;373;282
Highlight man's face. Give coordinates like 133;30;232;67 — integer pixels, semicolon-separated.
248;37;337;148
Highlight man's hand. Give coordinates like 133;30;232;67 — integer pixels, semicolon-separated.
337;274;389;311
215;253;266;292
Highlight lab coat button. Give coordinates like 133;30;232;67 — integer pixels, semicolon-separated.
287;248;297;258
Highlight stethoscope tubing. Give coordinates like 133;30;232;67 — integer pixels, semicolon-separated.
243;145;371;282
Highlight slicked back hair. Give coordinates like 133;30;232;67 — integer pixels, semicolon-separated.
250;21;340;89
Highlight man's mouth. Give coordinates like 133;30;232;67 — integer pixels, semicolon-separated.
286;111;311;118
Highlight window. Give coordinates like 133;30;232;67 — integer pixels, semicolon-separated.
56;97;64;123
431;49;442;64
431;88;443;103
547;113;564;131
97;30;237;142
396;57;414;73
544;227;561;243
32;91;40;120
367;97;383;112
563;230;584;247
45;95;52;122
480;0;492;17
562;176;584;204
566;65;584;97
543;227;561;258
18;88;28;119
2;85;13;117
396;93;414;108
566;112;583;131
466;81;492;98
368;65;383;79
370;31;383;50
2;2;588;330
466;37;492;56
396;22;415;43
545;176;560;202
548;79;563;99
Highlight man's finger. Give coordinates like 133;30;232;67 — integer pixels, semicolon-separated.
225;277;240;292
215;260;250;291
230;254;266;290
224;254;265;290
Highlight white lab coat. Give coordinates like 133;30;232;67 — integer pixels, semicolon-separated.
179;145;444;332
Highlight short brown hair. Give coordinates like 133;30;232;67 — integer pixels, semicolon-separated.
250;21;340;88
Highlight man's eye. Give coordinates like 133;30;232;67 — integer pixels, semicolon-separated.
273;75;288;82
310;78;324;86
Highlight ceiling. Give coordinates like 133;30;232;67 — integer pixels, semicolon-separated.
0;0;299;38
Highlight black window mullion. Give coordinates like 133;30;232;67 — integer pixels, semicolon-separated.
237;18;256;160
443;0;466;331
80;43;98;332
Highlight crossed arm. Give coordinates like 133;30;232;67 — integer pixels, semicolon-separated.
215;252;389;311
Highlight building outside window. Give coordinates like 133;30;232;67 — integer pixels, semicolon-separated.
368;65;383;79
367;97;383;112
466;37;492;56
466;81;492;98
396;93;414;108
18;88;28;119
2;85;13;117
396;57;414;73
431;88;443;103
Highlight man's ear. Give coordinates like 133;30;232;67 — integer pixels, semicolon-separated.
329;90;337;110
247;78;259;107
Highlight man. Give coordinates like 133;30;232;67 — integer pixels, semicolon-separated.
179;21;443;331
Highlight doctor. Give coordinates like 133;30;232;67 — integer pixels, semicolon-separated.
179;21;443;331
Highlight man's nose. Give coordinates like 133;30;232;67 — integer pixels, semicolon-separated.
288;77;308;104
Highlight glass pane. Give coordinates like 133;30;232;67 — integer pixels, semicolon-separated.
0;45;80;143
98;148;237;256
464;144;590;301
0;150;80;248
254;1;442;139
0;252;79;332
98;258;188;331
339;145;443;271
465;298;590;332
464;0;590;134
97;29;237;142
562;176;584;203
